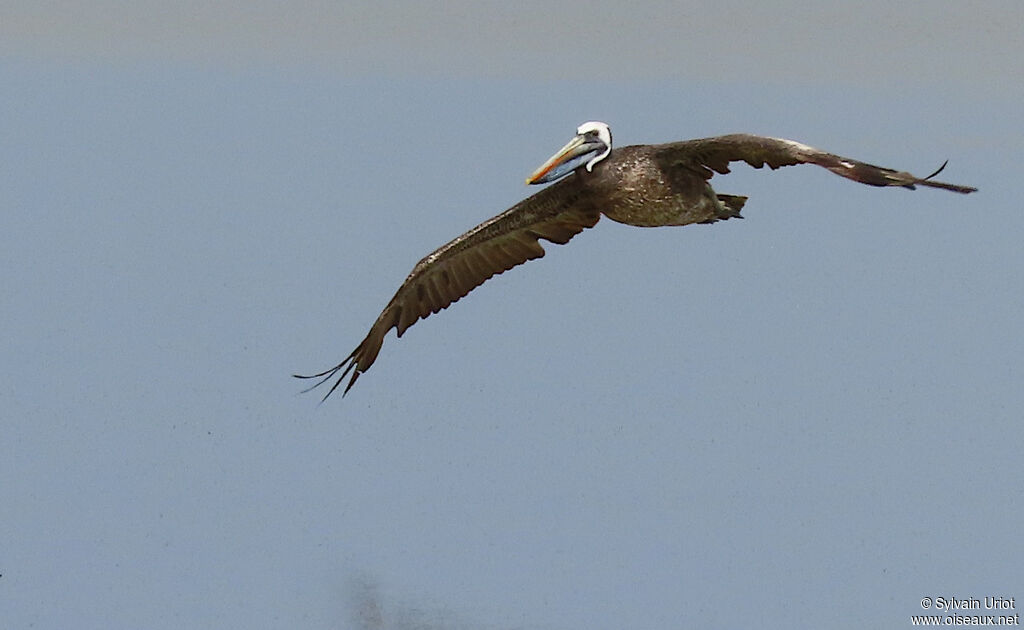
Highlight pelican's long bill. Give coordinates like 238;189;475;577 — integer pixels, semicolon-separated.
526;131;608;185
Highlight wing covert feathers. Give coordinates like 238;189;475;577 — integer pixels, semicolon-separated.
656;134;977;194
295;181;600;400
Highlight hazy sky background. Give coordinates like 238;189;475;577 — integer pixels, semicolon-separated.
3;2;1022;629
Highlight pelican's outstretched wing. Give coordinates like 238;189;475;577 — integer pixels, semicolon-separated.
296;179;601;400
654;134;977;194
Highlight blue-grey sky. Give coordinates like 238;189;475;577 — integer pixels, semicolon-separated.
2;3;1022;629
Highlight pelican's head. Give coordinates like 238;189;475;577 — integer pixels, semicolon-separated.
526;121;612;185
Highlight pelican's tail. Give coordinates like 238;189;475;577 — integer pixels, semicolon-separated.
714;194;747;220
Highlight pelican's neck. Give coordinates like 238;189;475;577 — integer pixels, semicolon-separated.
579;121;612;172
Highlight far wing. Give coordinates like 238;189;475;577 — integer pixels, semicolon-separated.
654;134;977;194
296;179;601;400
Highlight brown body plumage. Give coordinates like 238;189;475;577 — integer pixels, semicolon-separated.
297;127;975;400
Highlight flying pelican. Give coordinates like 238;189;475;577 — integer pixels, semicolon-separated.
297;122;976;399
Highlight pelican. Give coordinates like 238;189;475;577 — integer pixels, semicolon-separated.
297;122;976;399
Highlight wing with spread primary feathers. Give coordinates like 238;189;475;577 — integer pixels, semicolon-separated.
295;179;601;400
654;134;977;194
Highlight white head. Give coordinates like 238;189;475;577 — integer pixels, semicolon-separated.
526;121;613;185
574;121;612;171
